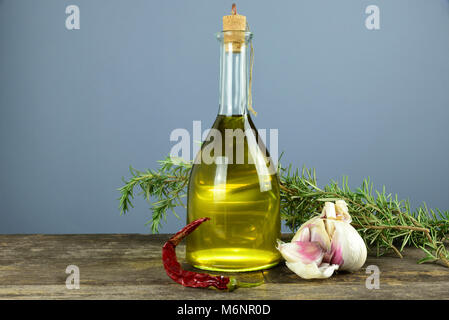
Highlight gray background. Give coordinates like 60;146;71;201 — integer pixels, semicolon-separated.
0;0;448;234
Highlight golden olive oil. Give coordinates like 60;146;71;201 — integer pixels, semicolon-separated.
186;115;281;272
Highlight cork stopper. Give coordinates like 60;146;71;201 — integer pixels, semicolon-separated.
222;4;247;52
223;4;246;31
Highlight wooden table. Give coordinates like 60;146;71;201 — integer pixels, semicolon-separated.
0;234;448;300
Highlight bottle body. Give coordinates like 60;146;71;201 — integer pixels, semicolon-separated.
185;30;281;272
186;114;281;272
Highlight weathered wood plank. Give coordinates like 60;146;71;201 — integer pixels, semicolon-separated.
0;234;448;300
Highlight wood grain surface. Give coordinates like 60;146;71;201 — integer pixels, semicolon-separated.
0;234;448;300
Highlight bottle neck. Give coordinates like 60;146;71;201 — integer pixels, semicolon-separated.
217;31;252;116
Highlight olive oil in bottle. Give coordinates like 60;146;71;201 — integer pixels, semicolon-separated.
186;7;281;272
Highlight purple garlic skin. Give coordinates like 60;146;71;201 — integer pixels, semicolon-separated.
277;200;367;279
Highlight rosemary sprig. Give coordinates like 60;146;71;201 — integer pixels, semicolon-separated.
118;157;191;233
118;157;449;267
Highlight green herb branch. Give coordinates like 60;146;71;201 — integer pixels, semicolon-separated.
118;158;191;233
118;156;449;267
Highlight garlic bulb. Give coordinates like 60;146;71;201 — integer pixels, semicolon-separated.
276;200;367;279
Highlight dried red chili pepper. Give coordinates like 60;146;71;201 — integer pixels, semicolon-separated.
162;217;263;291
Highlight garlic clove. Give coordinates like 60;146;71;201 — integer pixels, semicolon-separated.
329;220;367;272
335;200;351;223
322;202;337;237
322;202;337;219
293;225;311;242
292;217;331;252
292;216;320;241
276;240;324;265
309;218;331;252
285;261;339;279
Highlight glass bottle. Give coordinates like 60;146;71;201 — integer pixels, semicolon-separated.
185;29;281;272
